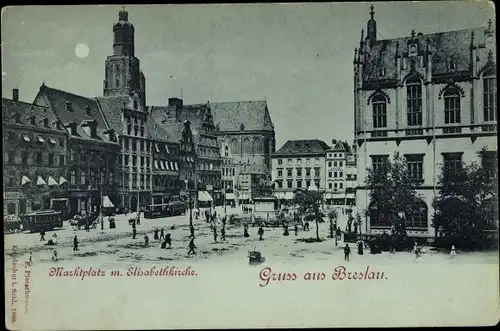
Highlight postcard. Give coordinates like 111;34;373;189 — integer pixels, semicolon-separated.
3;2;499;329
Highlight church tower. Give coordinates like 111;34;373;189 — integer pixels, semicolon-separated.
103;9;146;108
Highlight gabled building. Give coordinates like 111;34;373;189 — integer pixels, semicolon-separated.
354;5;497;239
33;85;120;216
271;139;330;202
3;89;69;216
325;140;356;206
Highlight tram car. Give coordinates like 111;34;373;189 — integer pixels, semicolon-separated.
21;210;63;232
144;201;187;219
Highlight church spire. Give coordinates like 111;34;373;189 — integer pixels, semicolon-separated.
366;4;377;47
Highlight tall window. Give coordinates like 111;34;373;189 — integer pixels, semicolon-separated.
371;155;389;173
70;170;76;184
80;170;86;185
405;154;424;181
296;168;302;177
286;168;292;177
37;152;43;164
372;94;387;128
287;180;293;189
406;77;422;126
48;153;54;166
405;200;428;229
59;155;65;166
443;153;462;171
444;87;461;124
231;139;239;154
483;74;497;122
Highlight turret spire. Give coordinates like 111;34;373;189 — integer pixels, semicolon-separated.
366;5;377;46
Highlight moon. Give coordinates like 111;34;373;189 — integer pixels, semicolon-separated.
75;43;90;58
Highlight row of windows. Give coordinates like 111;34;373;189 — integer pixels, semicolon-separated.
119;174;150;188
69;169;114;186
327;153;344;158
328;182;344;190
328;171;344;178
222;168;236;176
277;158;321;166
120;155;151;167
327;160;344;167
9;114;60;130
371;76;497;128
7;150;65;167
69;149;113;164
370;200;428;229
230;138;265;155
276;179;321;189
369;152;489;180
277;168;321;178
7;132;65;147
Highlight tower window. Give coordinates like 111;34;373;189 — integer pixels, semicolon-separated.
406;77;422;126
444;87;461;124
372;94;387;128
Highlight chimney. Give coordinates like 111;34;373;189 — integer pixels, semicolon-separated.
168;97;183;109
13;88;19;101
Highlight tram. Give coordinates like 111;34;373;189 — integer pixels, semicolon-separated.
144;201;186;219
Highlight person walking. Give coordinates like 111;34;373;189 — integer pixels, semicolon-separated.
160;228;165;240
213;226;218;242
357;241;364;255
221;227;226;241
258;226;264;241
294;224;298;236
344;244;351;261
188;238;196;255
73;236;79;251
153;228;159;241
450;245;456;256
144;235;149;247
190;225;195;239
132;227;137;239
40;228;45;241
165;233;172;249
243;223;250;238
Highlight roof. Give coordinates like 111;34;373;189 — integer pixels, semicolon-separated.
149;107;186;142
2;98;66;133
239;163;269;174
95;96;130;132
209;101;274;132
329;140;351;153
146;116;179;144
363;27;489;82
274;139;330;156
35;85;113;142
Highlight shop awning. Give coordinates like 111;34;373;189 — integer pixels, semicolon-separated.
22;134;31;142
225;193;236;200
154;160;159;170
103;196;115;208
37;136;45;143
59;176;68;185
174;162;179;171
170;162;175;170
21;176;32;185
36;176;47;186
165;145;169;153
160;161;165;170
47;176;58;187
198;191;213;202
49;138;57;144
165;162;170;171
155;144;160;153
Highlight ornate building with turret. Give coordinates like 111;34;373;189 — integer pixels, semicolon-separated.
354;5;497;239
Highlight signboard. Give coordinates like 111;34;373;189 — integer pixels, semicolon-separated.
3;192;20;200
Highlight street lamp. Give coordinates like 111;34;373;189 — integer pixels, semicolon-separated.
184;179;193;228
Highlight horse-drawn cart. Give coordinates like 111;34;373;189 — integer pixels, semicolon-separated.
248;247;265;265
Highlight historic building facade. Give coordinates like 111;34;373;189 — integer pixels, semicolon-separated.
3;90;69;215
34;85;120;217
325;140;356;206
271;140;330;202
353;6;497;238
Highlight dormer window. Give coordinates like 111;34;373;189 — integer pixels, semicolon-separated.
30;116;36;126
240;124;245;131
43;118;49;128
65;101;73;112
408;44;418;57
85;106;92;116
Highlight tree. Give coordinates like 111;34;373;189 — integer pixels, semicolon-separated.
293;190;322;241
433;148;498;250
327;209;338;239
365;152;422;248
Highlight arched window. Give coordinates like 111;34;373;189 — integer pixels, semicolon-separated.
369;201;391;227
483;69;497;122
231;139;239;155
253;138;262;154
406;76;422;126
224;145;229;157
243;138;252;154
444;87;461;124
405;200;428;229
372;94;387;128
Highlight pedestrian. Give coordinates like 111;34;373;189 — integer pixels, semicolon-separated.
165;233;172;249
144;235;149;246
304;221;309;231
213;226;218;242
344;244;351;261
85;222;90;232
357;241;364;255
243;224;250;238
294;224;298;236
160;228;165;240
190;225;195;239
133;227;137;239
73;236;79;251
29;251;32;264
136;213;141;225
52;250;58;261
154;228;159;240
221;227;226;241
188;238;196;255
450;245;456;256
40;228;45;241
258;226;264;241
283;224;289;236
